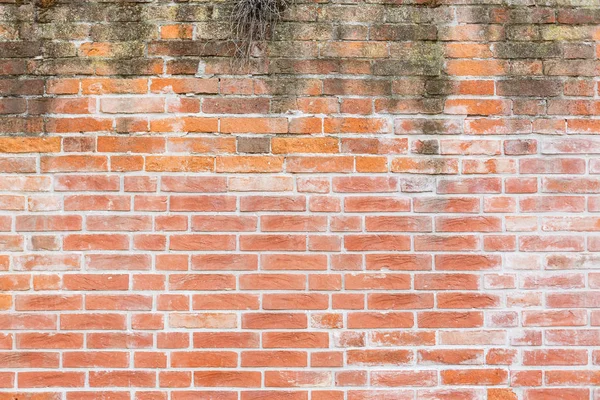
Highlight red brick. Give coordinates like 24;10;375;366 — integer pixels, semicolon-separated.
441;369;507;385
19;372;85;388
193;372;261;388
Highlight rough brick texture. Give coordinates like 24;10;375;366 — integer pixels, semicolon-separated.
1;0;600;398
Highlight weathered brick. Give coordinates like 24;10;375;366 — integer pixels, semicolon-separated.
496;79;562;97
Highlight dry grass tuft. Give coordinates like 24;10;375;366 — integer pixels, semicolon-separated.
228;0;292;63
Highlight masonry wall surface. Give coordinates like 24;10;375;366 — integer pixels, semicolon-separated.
0;0;599;398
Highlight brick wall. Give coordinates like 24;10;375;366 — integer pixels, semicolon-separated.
0;0;599;398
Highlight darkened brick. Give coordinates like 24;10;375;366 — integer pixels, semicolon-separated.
496;79;562;97
504;139;538;155
269;59;339;75
323;79;391;96
386;6;452;23
203;98;270;114
0;60;26;76
412;139;440;155
0;42;41;58
0;79;44;96
318;5;385;23
36;4;106;23
143;4;211;22
274;23;332;41
455;6;493;23
544;60;598;77
557;9;600;24
148;41;233;57
94;59;163;76
0;98;26;114
237;137;271;154
505;8;556;24
494;42;561;59
505;25;541;41
370;25;437;41
563;43;594;59
425;80;455;96
334;25;368;41
38;24;91;41
41;42;77;59
90;23;157;42
254;78;322;96
63;137;96;153
376;98;444;114
373;61;442;77
28;59;95;76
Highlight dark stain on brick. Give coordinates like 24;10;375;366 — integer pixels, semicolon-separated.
237;136;271;154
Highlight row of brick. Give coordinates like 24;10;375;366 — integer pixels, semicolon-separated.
0;233;596;251
7;195;600;213
3;77;600;97
0;328;597;346
0;389;593;400
0;367;597;387
0;310;595;328
6;136;600;155
6;97;600;116
0;349;599;368
8;118;600;136
7;116;600;135
0;292;598;310
10;214;600;232
3;175;600;194
4;156;600;175
0;252;588;269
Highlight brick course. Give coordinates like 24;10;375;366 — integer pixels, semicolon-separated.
0;0;600;398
